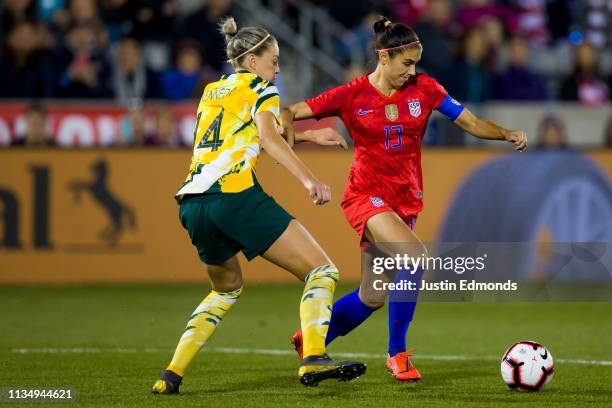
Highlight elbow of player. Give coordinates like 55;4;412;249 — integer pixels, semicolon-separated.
259;130;277;150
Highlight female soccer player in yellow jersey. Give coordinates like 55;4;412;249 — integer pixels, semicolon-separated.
151;18;366;393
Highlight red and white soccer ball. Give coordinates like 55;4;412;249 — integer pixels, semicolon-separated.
501;341;554;391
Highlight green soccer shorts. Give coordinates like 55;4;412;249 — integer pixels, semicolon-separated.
178;185;294;265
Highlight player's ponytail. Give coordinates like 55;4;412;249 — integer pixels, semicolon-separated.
219;17;276;66
373;16;421;58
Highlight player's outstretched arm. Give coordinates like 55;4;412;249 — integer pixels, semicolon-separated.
300;128;348;149
280;103;348;149
255;110;331;205
454;107;528;151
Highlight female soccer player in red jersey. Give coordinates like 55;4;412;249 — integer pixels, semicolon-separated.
282;16;527;382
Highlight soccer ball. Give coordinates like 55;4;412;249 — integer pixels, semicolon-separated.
500;341;554;391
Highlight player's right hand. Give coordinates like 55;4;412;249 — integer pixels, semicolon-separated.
505;130;528;151
303;178;331;205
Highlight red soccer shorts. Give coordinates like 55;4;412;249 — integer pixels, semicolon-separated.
341;191;417;246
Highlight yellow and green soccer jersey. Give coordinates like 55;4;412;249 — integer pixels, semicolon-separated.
176;71;280;197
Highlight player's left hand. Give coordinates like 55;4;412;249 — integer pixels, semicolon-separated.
505;130;528;151
306;128;349;149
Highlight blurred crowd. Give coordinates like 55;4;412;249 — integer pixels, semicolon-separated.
1;0;611;106
0;0;232;103
308;0;612;106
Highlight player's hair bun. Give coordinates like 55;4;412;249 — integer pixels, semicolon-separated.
373;16;392;34
220;17;238;42
372;16;420;58
221;19;275;65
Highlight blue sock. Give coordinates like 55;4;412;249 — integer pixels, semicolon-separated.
325;288;375;345
387;268;421;357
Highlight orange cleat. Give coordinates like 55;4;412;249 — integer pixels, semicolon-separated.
385;351;421;381
291;329;304;360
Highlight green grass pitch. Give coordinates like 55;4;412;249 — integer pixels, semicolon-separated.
1;285;611;407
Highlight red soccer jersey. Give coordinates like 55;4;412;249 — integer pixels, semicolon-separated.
305;73;448;218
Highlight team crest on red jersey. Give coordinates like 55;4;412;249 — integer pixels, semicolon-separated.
369;196;385;207
408;99;421;117
385;104;398;121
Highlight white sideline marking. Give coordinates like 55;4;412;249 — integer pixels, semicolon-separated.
9;347;612;366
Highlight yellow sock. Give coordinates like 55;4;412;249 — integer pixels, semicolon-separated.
167;287;242;376
300;264;338;358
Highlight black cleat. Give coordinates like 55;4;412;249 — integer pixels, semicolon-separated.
298;354;367;387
